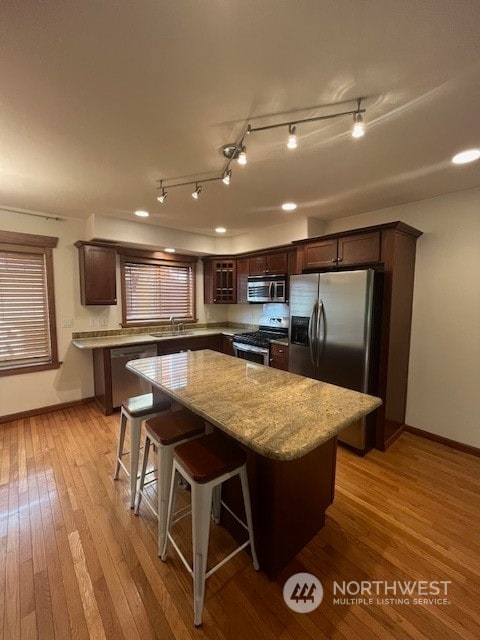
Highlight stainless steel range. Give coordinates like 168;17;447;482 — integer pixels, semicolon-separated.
232;315;289;366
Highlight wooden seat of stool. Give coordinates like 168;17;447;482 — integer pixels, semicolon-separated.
174;432;246;484
122;392;171;418
146;409;205;446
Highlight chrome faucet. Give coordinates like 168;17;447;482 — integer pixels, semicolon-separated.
170;316;177;334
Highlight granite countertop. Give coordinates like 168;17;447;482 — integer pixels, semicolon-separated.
72;326;238;349
126;349;382;461
270;338;289;346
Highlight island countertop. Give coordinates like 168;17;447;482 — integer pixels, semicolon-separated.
126;349;382;461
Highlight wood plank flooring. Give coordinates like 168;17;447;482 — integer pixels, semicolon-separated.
1;402;479;639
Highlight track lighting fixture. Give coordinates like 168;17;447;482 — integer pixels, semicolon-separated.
352;112;365;138
154;98;366;205
237;146;247;165
192;184;202;199
352;98;365;138
287;125;297;149
157;189;167;203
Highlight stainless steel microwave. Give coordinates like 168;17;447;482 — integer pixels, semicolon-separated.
247;275;287;303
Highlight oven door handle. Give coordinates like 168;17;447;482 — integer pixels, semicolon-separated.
307;301;318;367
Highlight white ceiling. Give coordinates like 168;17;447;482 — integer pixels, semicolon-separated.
1;1;480;237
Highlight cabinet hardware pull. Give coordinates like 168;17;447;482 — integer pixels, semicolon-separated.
337;257;343;262
331;258;337;263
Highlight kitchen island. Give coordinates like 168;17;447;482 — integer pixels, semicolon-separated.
127;350;381;576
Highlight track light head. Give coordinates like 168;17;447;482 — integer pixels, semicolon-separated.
287;124;297;150
352;111;365;138
157;189;168;204
222;169;232;185
237;146;247;165
192;184;202;199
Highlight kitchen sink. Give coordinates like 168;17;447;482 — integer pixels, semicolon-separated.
150;331;194;338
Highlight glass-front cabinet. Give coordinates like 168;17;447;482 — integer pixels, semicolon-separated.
203;258;236;304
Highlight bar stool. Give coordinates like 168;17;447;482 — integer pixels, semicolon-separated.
135;409;205;553
114;392;171;508
161;432;259;627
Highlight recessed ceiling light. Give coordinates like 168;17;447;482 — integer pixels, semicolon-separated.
164;247;175;253
282;202;297;212
451;148;480;165
215;226;227;233
134;210;149;217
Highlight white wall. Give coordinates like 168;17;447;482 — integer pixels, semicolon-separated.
323;188;480;449
0;209;95;414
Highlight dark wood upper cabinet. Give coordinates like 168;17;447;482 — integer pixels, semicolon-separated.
248;255;267;275
266;252;288;274
236;257;249;304
303;239;338;269
75;241;117;305
338;232;381;266
203;258;236;304
249;251;288;275
302;232;381;270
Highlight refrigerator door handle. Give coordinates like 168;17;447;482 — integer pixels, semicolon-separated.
269;281;274;299
316;299;325;367
307;301;318;367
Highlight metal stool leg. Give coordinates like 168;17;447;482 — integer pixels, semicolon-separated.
157;444;175;556
135;435;151;515
114;409;127;480
129;417;142;509
161;465;181;561
192;482;213;627
239;466;259;571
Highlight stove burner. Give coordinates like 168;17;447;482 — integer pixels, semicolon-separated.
232;328;288;349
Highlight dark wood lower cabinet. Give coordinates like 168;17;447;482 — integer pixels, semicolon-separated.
269;342;288;370
221;436;337;578
92;334;223;415
222;335;235;356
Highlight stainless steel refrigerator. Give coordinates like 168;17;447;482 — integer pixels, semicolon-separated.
289;269;381;451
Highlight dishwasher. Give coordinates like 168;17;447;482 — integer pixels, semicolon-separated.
110;344;158;409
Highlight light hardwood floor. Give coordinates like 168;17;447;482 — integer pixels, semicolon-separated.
1;402;479;640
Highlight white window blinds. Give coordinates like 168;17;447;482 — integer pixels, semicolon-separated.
0;248;53;368
124;261;194;323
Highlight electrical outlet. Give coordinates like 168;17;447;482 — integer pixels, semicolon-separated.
62;318;73;328
90;317;97;327
100;317;108;326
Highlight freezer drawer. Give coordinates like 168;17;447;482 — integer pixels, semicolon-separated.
110;345;157;409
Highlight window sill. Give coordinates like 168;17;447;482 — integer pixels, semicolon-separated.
0;361;61;377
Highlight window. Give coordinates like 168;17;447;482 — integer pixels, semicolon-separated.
0;230;59;375
120;252;196;326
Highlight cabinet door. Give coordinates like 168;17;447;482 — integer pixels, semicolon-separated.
287;249;299;276
303;239;338;269
222;335;235;356
213;260;236;303
338;232;381;266
266;252;288;274
249;256;267;275
79;244;117;305
270;343;289;370
204;259;236;304
236;257;249;303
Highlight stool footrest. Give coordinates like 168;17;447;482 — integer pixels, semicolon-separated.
220;500;249;532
